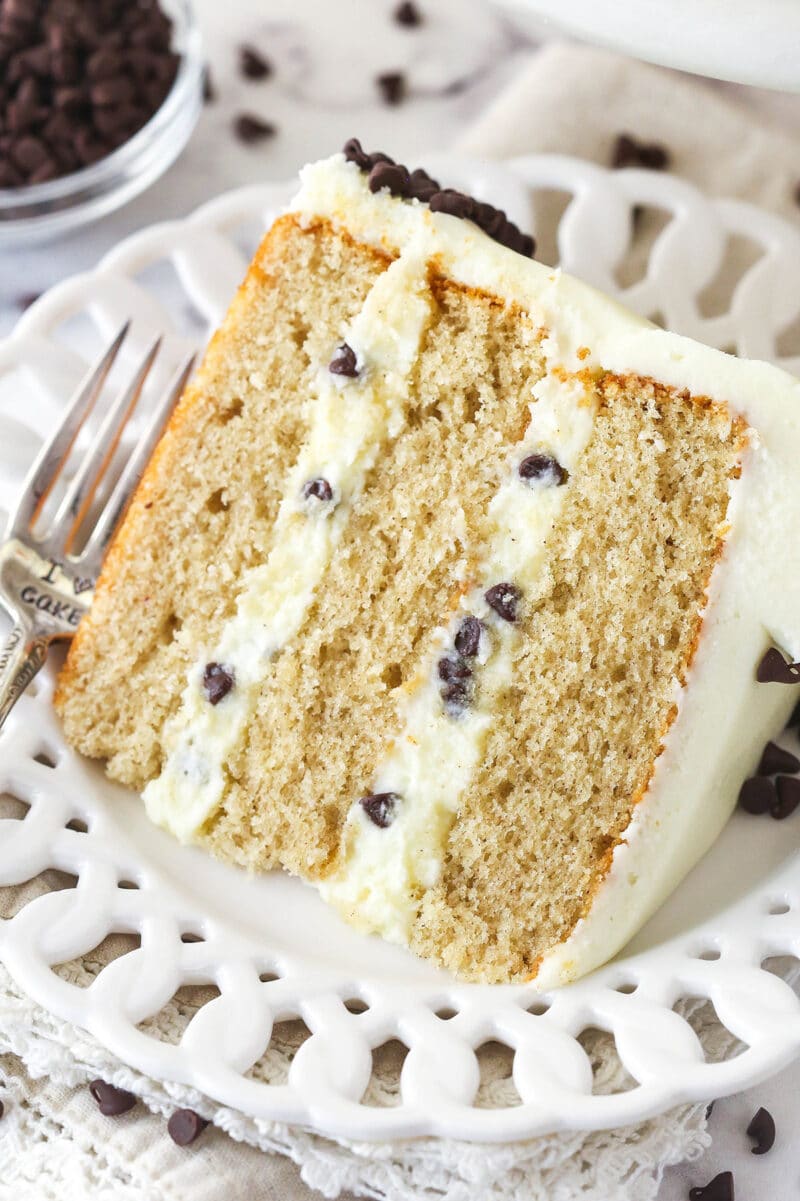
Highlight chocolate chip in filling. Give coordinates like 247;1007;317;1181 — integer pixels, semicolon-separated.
454;615;483;658
202;662;235;706
485;582;521;623
302;477;334;503
360;791;400;828
519;453;568;487
328;342;359;377
437;654;473;715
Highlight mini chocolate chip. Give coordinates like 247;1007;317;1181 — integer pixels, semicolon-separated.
89;1080;137;1117
746;1105;775;1154
441;678;471;714
437;655;471;683
757;647;800;684
202;662;234;706
519;453;568;487
788;699;800;728
202;65;215;103
239;44;271;80
612;133;671;171
328;342;359;377
485;582;521;623
738;776;775;815
772;775;800;819
360;792;400;828
394;1;422;25
368;160;410;197
689;1172;733;1201
343;136;371;170
757;740;800;776
408;166;439;201
302;477;333;503
429;188;474;220
376;71;406;105
454;615;482;658
168;1107;209;1146
234;113;276;144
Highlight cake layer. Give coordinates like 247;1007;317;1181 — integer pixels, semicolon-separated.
56;151;800;987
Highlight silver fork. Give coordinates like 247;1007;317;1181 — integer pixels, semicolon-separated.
0;325;194;731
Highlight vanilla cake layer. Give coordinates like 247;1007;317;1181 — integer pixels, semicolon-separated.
56;151;800;987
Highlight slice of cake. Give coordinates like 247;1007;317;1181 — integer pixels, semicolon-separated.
55;142;800;987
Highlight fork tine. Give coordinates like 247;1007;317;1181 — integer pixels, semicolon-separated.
80;352;194;572
44;337;161;557
7;323;130;540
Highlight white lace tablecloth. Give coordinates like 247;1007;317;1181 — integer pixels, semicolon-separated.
3;3;800;1198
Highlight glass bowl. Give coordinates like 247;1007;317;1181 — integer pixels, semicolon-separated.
0;0;203;247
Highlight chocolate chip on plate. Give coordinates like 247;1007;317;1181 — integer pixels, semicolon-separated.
757;740;800;776
360;792;400;828
233;113;276;144
376;71;406;106
239;44;272;81
202;64;216;103
756;647;800;684
454;615;482;658
612;133;671;171
168;1107;209;1146
772;775;800;820
688;1171;734;1201
788;698;800;729
485;582;521;623
202;662;235;706
394;1;423;26
328;342;359;377
746;1105;775;1154
519;453;568;487
302;477;334;503
737;776;774;815
89;1079;137;1117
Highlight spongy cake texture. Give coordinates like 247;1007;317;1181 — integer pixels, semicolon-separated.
57;192;745;984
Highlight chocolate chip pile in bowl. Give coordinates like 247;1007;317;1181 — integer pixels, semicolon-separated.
0;0;202;241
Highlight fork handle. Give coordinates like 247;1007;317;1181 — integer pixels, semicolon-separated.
0;620;48;732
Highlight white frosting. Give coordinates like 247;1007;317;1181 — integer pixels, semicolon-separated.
144;248;433;838
149;153;800;987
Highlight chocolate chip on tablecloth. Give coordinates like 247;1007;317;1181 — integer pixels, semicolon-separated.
0;0;180;188
611;132;671;171
167;1107;209;1146
757;740;800;776
233;113;276;145
376;71;406;106
746;1105;775;1154
688;1171;734;1201
239;44;271;81
89;1079;137;1116
394;1;423;26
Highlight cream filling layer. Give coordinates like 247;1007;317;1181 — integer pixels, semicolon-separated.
294;155;800;986
143;249;433;840
320;371;598;942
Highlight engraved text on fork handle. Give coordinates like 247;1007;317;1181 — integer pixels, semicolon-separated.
0;620;49;732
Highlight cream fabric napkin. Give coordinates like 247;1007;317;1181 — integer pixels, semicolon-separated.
3;41;800;1201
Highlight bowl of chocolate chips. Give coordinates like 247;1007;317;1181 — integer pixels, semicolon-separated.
0;0;203;243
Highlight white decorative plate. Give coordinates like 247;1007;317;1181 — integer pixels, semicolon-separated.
3;154;800;1143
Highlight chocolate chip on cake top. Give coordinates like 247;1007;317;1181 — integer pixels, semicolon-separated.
343;138;536;259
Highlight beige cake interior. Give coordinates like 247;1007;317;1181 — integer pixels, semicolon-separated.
56;212;744;984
